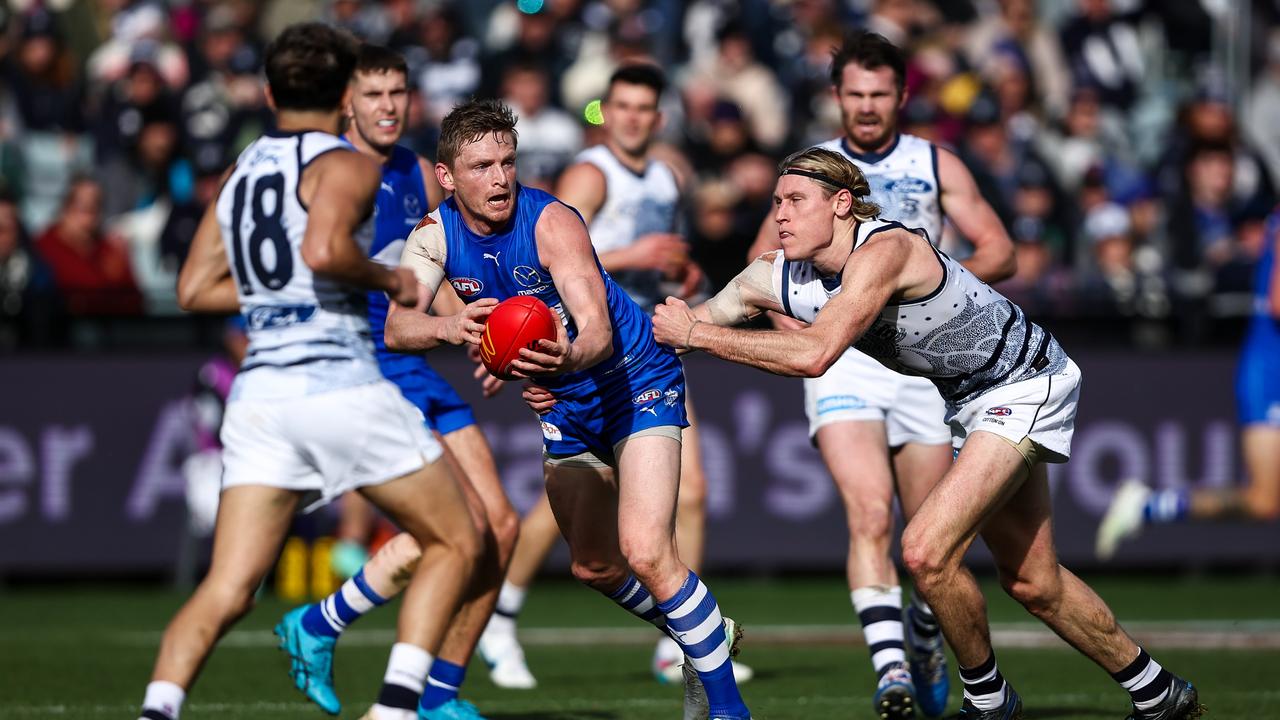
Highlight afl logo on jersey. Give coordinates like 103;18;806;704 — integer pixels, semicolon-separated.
633;388;662;404
451;277;484;297
886;177;934;194
986;406;1013;417
512;265;546;288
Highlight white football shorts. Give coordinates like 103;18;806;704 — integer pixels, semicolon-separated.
947;358;1082;463
803;347;951;447
220;379;443;511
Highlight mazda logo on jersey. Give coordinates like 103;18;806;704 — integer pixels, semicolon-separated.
451;278;484;297
512;265;545;288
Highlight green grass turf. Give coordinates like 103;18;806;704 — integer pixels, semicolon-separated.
1;574;1276;719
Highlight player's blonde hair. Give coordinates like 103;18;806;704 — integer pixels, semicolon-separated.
778;148;880;222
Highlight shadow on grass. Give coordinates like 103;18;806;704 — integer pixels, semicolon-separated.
487;713;619;720
1022;706;1115;719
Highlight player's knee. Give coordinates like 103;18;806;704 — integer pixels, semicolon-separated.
449;521;485;567
900;526;946;587
677;473;707;512
201;576;258;622
998;567;1062;617
619;534;677;584
491;505;520;559
846;498;894;546
571;558;626;592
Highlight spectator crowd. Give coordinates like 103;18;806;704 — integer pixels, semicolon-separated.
1;0;1277;351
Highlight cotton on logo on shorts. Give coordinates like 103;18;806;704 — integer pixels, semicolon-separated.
541;421;563;441
816;395;866;414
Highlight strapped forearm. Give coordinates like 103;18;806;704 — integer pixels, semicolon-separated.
702;255;777;326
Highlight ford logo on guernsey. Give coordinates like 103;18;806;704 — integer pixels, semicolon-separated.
886;177;934;194
633;388;662;404
986;406;1013;416
451;278;484;297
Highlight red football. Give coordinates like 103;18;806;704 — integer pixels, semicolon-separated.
479;296;560;380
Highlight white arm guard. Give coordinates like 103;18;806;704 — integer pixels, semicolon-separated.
703;254;780;326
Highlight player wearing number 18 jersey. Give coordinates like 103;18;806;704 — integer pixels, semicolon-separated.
135;25;480;720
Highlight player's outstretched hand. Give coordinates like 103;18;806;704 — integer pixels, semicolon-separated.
389;267;420;307
521;382;557;414
509;317;571;377
470;346;505;398
652;296;698;350
448;298;497;346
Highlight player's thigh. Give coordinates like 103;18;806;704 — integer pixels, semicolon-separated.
890;440;953;522
978;462;1060;582
443;424;516;524
1242;425;1280;516
437;432;490;533
615;432;682;545
359;457;475;549
205;485;300;594
678;390;707;502
545;461;622;563
816;420;895;523
905;430;1029;562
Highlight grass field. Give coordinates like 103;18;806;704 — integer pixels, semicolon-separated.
2;574;1277;719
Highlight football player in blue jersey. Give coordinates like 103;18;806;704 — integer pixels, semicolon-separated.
272;46;523;720
477;62;754;691
1097;205;1280;557
389;98;752;720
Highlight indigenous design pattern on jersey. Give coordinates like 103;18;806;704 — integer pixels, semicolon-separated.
816;134;942;244
435;184;676;398
575;145;680;311
1237;209;1280;426
773;218;1067;408
215;130;379;398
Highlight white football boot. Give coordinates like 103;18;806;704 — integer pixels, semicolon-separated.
1095;479;1152;561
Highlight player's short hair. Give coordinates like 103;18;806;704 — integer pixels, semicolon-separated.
606;63;666;101
264;22;359;112
829;30;905;93
779;147;880;221
354;43;408;79
437;98;519;166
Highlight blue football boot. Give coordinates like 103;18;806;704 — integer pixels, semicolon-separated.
275;606;341;715
419;698;487;719
904;604;950;717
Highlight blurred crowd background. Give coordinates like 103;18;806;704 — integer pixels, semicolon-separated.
1;0;1278;352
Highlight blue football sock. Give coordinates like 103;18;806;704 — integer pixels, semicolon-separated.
418;658;466;710
301;568;388;638
607;574;667;629
1143;489;1190;523
657;571;749;719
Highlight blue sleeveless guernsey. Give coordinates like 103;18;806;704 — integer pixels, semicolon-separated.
1236;207;1280;427
365;144;475;434
438;184;687;459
